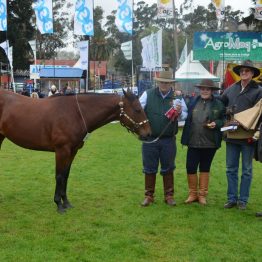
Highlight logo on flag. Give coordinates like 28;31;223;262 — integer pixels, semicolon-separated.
74;0;94;36
212;0;225;20
157;0;173;18
115;0;133;35
32;0;53;34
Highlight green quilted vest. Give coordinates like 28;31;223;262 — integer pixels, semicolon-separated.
145;88;178;138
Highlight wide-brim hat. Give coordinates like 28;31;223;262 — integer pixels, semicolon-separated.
195;79;220;90
233;60;260;78
155;71;175;82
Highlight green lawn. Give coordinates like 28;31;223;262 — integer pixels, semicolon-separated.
0;123;261;262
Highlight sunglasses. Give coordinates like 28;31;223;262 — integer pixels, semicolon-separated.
239;68;251;74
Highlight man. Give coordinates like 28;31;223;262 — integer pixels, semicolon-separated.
139;71;188;206
221;60;262;210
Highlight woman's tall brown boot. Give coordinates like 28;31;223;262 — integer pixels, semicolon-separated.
141;174;156;207
185;174;198;204
198;172;209;205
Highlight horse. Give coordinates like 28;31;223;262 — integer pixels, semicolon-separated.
0;88;151;213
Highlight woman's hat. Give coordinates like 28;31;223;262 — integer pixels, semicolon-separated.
195;79;220;90
155;71;175;82
233;60;260;78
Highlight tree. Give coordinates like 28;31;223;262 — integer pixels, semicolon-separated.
0;0;72;70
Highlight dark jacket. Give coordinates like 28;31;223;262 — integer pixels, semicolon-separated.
181;95;225;148
145;88;178;138
221;80;262;144
221;80;262;113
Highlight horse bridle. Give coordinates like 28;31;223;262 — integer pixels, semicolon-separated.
118;100;149;134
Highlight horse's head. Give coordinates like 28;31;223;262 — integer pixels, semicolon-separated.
119;88;151;140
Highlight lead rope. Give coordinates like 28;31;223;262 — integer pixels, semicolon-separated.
75;94;88;135
142;119;173;144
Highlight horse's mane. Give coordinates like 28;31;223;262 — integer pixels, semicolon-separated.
47;91;137;102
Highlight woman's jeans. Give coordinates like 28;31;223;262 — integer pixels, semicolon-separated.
226;142;255;204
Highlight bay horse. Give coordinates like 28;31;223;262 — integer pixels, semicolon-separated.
0;88;151;213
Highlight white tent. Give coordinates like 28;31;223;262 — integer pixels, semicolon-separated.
175;51;220;82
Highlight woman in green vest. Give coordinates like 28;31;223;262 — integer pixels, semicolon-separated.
181;79;225;205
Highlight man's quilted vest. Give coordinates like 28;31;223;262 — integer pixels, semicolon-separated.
145;88;178;138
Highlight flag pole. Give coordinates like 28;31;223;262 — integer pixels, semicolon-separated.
172;0;179;76
131;0;134;90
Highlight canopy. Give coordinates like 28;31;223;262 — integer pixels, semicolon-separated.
175;51;220;82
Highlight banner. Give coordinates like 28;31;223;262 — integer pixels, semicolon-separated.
0;0;7;31
0;40;9;58
8;46;13;69
74;0;94;36
115;0;133;35
121;41;132;60
77;40;89;70
193;32;262;61
32;0;53;34
255;0;262;20
141;30;162;70
157;0;173;18
211;0;225;20
29;40;37;60
178;39;187;68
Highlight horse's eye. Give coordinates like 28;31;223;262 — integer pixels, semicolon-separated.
134;108;141;113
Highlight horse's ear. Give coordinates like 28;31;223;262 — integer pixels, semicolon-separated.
122;88;127;96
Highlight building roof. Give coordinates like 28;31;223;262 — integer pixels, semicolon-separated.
36;59;77;67
39;67;85;79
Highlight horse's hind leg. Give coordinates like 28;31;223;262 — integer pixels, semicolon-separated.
54;148;77;213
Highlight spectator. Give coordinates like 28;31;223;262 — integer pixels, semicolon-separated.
48;85;59;97
181;79;225;205
221;60;262;210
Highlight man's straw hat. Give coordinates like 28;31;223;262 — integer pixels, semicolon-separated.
155;71;175;83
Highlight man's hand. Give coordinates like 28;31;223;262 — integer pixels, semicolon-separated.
206;122;216;129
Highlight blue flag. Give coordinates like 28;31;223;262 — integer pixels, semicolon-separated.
32;0;53;34
74;0;94;36
115;0;133;35
0;0;7;31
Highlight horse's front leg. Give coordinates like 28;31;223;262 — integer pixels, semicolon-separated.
54;148;76;213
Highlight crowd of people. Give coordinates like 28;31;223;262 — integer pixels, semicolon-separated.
20;83;74;98
139;60;262;217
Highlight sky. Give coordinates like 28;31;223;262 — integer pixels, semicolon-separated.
94;0;253;17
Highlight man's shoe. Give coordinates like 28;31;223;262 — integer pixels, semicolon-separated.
238;202;247;210
165;196;176;206
224;201;237;208
141;196;154;207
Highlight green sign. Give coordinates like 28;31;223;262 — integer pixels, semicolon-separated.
193;32;262;61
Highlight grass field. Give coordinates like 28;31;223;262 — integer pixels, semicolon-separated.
0;123;262;262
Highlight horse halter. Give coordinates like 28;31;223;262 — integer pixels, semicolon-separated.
118;100;149;134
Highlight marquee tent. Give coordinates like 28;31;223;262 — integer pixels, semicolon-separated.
175;51;220;82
